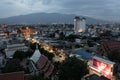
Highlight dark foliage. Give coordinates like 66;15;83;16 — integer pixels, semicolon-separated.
58;57;89;80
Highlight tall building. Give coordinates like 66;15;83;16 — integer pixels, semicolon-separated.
80;17;86;32
74;16;86;33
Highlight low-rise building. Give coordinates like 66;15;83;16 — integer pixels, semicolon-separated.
5;43;28;58
98;39;120;56
30;45;56;77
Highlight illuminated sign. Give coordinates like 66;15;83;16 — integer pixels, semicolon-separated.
89;56;115;79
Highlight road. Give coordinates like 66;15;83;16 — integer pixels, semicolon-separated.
26;36;66;62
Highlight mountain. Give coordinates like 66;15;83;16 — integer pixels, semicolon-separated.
0;13;108;24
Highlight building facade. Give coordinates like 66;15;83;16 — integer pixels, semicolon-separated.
89;56;116;80
74;16;86;33
5;43;28;58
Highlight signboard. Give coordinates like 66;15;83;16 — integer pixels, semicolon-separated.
89;56;115;79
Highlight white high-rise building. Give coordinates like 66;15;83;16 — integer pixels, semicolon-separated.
80;18;86;32
74;16;86;33
74;16;80;33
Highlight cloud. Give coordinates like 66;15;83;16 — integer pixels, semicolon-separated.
0;0;120;21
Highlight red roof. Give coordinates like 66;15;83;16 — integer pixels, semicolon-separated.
45;64;54;77
36;55;48;69
0;72;24;80
36;55;55;77
101;39;120;53
24;74;30;80
43;61;51;72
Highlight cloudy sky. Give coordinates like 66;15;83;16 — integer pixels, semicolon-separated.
0;0;120;21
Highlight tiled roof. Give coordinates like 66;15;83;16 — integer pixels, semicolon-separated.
43;61;51;72
45;64;54;77
0;72;24;80
102;39;120;53
36;55;48;69
36;55;55;77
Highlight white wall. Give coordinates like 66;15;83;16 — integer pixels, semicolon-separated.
74;18;86;33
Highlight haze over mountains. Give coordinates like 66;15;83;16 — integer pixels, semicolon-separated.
0;13;109;24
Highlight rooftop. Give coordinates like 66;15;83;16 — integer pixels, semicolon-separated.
73;49;93;59
30;45;41;63
0;71;24;80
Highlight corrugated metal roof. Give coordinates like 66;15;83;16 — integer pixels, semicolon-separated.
74;49;93;59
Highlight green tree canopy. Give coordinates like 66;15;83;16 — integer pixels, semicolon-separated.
25;49;34;58
29;43;37;51
58;57;89;80
30;73;51;80
39;47;54;61
13;50;26;61
108;50;120;62
59;32;65;40
2;59;23;73
65;34;76;42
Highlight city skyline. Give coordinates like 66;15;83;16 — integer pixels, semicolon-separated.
0;0;120;22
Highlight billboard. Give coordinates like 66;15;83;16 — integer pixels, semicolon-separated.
89;56;115;79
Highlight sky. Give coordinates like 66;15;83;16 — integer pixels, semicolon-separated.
0;0;120;21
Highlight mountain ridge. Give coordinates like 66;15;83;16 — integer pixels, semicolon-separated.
0;12;109;24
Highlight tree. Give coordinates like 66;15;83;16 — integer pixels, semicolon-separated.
75;44;82;48
59;32;65;40
30;73;51;80
87;40;94;47
108;50;120;62
13;50;26;61
58;57;89;80
99;30;111;37
49;33;55;38
2;59;23;73
65;34;78;42
39;47;54;61
30;43;37;51
25;49;34;58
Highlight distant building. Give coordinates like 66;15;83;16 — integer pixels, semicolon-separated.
74;16;86;33
70;49;93;61
5;43;28;58
20;27;37;38
55;33;59;38
98;39;120;56
0;50;6;68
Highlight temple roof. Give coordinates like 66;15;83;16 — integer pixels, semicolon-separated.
30;45;41;63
